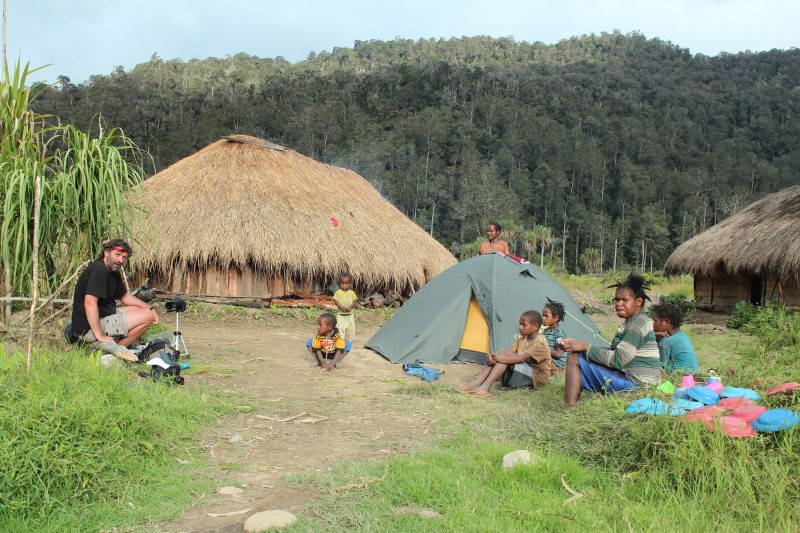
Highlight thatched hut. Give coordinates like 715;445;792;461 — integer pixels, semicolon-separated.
664;185;800;311
130;135;456;298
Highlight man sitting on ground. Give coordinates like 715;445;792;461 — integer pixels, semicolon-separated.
68;239;159;361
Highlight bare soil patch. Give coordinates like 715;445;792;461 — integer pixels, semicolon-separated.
160;311;478;532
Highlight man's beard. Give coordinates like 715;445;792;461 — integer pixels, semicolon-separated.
106;258;122;271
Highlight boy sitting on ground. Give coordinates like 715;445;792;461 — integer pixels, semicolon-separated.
456;310;551;397
307;312;350;371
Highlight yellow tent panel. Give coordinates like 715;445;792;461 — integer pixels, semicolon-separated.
459;295;490;353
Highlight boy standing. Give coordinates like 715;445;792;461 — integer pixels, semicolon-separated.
310;312;348;371
333;273;358;342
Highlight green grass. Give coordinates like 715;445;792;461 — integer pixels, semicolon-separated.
285;372;799;531
650;274;694;299
3;276;797;531
276;280;800;532
0;344;231;532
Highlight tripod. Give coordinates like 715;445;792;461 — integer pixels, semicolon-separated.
165;297;190;358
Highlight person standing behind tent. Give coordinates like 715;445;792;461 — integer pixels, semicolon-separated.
456;310;551;397
333;273;358;342
541;301;567;373
478;222;510;255
561;273;660;407
652;303;698;375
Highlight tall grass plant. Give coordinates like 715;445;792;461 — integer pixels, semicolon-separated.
0;60;145;301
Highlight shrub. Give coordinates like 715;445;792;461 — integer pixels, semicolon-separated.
649;292;697;317
727;300;800;348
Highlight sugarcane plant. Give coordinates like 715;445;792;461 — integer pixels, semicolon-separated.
0;59;145;318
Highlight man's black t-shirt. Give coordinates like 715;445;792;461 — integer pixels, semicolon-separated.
71;259;127;336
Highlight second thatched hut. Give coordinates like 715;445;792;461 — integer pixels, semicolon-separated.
131;135;456;299
664;184;800;311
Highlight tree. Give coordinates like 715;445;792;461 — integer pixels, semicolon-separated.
581;248;602;274
523;225;555;268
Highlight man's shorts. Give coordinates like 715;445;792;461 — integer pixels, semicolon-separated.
80;312;129;342
501;362;533;388
577;353;638;393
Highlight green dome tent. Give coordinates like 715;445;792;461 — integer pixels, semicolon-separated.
366;253;606;364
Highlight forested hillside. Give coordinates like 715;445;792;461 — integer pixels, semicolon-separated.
32;32;800;272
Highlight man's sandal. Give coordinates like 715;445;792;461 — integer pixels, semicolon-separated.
88;341;137;362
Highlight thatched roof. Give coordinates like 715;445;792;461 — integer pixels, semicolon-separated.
664;185;800;282
130;135;456;292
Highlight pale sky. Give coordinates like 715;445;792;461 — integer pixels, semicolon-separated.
7;0;799;85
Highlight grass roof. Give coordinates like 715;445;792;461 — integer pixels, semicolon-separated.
664;184;800;282
130;135;456;292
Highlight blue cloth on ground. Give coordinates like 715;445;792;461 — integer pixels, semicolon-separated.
720;387;760;401
626;397;669;415
403;361;444;382
626;397;704;416
751;409;800;432
668;398;704;416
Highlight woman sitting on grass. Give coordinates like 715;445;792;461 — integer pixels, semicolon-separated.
561;273;661;407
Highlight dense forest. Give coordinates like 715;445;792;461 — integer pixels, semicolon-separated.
32;32;800;272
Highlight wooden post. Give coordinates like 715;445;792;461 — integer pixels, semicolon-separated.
26;175;41;372
3;262;10;321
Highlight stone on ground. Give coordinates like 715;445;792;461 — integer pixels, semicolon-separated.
502;449;533;469
216;486;244;495
243;510;297;532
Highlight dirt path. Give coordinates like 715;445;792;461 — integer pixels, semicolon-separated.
161;312;478;532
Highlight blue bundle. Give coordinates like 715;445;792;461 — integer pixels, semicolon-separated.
402;361;445;382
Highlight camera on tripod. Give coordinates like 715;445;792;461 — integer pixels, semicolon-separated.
165;297;190;358
165;297;187;313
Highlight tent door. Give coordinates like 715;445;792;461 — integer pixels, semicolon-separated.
456;295;490;362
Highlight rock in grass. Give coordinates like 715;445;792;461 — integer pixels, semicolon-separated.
228;434;244;443
502;449;534;469
395;505;443;519
217;486;244;496
243;510;297;531
100;353;119;368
